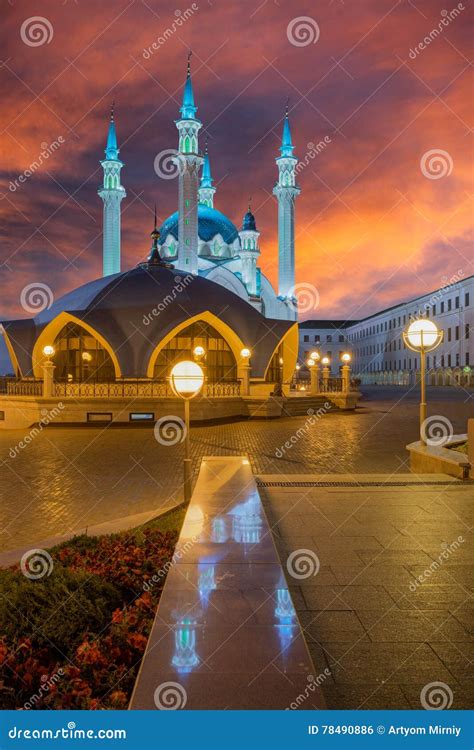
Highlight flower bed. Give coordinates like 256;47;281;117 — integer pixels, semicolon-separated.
0;507;184;709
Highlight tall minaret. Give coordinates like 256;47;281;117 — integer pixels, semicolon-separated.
175;53;203;274
273;104;300;298
198;142;216;208
239;200;260;297
98;104;126;277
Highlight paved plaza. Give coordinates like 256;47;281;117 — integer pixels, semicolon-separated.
261;477;473;710
0;386;472;552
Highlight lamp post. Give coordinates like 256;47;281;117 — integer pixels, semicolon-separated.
240;348;251;396
403;319;443;444
321;356;330;391
169;361;204;502
306;357;319;395
341;352;351;393
42;345;56;398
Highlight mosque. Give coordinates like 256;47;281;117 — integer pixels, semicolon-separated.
100;55;299;322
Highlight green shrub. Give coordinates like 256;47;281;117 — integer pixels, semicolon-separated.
0;567;120;657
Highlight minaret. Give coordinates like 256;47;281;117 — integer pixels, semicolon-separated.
148;206;173;268
239;200;260;297
98;104;126;277
272;103;300;299
198;142;215;208
175;53;203;274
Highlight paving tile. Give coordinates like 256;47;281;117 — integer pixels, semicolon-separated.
385;584;473;611
400;683;473;710
357;610;470;642
299;611;368;643
323;642;454;685
323;685;411;709
331;564;415;586
429;641;474;682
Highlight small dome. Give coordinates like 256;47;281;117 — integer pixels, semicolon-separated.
242;209;257;232
159;205;239;245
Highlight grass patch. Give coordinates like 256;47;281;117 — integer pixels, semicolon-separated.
0;505;184;710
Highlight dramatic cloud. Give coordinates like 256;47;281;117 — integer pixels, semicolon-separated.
1;0;472;330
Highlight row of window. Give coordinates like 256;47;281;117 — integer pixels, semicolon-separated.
363;352;470;372
354;324;470;358
302;334;346;343
349;291;470;341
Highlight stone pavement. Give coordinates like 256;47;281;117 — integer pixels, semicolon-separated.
260;475;473;710
0;386;472;552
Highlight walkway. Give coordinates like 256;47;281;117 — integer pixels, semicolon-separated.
130;457;325;710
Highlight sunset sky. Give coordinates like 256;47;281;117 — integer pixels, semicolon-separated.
1;0;472;332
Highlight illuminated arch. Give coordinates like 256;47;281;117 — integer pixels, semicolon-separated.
32;312;121;379
0;327;21;377
147;312;246;379
262;323;299;384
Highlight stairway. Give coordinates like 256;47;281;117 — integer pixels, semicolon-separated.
281;395;335;417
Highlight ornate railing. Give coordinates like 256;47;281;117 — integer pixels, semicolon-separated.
204;381;241;397
53;379;241;399
2;378;44;396
320;377;344;393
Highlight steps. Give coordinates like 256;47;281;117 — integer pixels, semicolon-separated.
281;395;334;417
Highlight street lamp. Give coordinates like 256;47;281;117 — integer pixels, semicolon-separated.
321;356;330;391
403;319;443;443
341;353;352;393
306;358;320;395
193;345;205;361
310;351;320;362
42;345;55;360
341;352;351;364
169;360;204;502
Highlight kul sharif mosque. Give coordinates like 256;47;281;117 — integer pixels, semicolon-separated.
99;56;300;322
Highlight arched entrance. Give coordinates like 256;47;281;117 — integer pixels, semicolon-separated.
52;322;116;382
152;320;237;382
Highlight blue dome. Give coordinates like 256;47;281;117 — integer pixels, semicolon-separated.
242;209;257;232
159;205;239;245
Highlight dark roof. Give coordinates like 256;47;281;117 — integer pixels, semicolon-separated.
299;320;357;329
242;210;257;232
2;266;293;378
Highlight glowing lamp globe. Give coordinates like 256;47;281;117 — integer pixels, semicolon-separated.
193;345;205;359
82;351;93;362
306;358;315;367
240;348;251;359
170;361;204;398
310;351;320;361
321;356;330;366
42;345;55;359
341;353;351;363
404;319;440;350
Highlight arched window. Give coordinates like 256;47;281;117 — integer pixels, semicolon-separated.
153;321;237;382
265;345;283;383
52;322;116;382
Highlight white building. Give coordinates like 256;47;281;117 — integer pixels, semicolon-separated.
299;274;474;386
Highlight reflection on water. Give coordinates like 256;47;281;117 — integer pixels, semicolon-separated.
172;618;200;673
229;494;263;544
198;564;216;606
181;504;205;540
275;587;297;650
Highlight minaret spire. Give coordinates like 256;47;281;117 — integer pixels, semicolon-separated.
99;102;126;276
239;199;260;297
175;54;203;274
147;205;173;268
199;140;216;208
273;101;300;309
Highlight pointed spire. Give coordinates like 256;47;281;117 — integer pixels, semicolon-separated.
148;205;162;264
200;140;213;188
105;101;119;160
242;197;257;232
280;98;294;157
180;51;198;120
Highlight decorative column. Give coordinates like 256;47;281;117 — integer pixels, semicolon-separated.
273;105;300;299
42;360;55;398
98;104;126;277
175;54;203;275
342;364;351;393
310;363;320;395
322;362;330;391
240;348;251;396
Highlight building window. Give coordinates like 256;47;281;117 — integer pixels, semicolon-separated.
326;335;332;342
265;345;284;384
314;336;320;343
153;321;237;383
441;355;444;367
432;304;436;316
456;353;460;366
448;328;452;342
448;354;451;367
456;325;459;340
465;292;470;306
303;335;309;342
441;302;445;313
466;353;470;366
455;296;459;309
448;299;452;311
466;324;470;339
52;322;115;383
338;335;344;343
